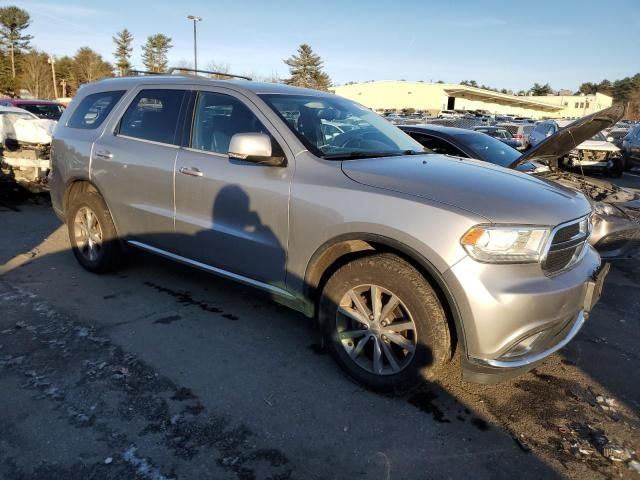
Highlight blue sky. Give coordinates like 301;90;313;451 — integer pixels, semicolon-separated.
15;0;640;90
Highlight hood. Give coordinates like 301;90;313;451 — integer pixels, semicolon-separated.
574;140;619;152
341;154;592;225
510;104;625;169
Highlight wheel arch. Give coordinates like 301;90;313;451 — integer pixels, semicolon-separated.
303;233;465;355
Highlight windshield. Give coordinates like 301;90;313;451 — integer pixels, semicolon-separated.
452;131;521;167
259;94;425;159
21;103;64;120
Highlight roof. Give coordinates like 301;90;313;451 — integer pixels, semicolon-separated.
0;105;37;116
441;84;563;112
85;75;331;97
7;99;63;105
400;124;476;136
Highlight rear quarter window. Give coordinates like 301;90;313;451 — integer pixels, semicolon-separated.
67;91;126;130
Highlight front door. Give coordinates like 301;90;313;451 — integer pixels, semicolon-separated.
173;89;292;286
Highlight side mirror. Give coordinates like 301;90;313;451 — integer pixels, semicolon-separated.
228;133;286;167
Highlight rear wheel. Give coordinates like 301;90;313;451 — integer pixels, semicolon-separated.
319;254;451;394
67;192;123;273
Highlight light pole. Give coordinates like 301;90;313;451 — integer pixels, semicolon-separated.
48;56;59;99
187;15;202;72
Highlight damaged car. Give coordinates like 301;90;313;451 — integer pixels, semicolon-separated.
529;119;624;176
0;105;55;185
401;104;640;259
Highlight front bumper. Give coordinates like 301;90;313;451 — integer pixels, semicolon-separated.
443;245;604;383
591;212;640;259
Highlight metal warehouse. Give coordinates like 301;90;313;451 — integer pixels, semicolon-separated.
331;80;613;119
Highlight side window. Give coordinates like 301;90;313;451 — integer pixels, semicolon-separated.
412;134;465;156
190;92;267;155
67;90;125;130
119;89;185;145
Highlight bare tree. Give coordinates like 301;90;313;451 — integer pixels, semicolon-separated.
18;50;50;98
73;47;113;85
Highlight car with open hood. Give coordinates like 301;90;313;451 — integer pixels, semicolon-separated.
528;118;624;175
401;104;639;259
49;74;606;392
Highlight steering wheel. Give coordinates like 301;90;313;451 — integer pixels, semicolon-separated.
331;128;396;150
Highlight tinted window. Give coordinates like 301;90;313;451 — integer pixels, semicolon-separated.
451;132;521;167
119;89;185;145
410;133;465;156
191;92;268;154
21;103;64;120
67;90;125;129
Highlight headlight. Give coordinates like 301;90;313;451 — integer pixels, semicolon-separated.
461;225;550;263
592;202;620;216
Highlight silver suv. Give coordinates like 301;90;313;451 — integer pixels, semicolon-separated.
49;76;608;393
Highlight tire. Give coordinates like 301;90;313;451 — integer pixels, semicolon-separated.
608;156;624;177
67;191;123;273
319;253;451;394
623;153;633;172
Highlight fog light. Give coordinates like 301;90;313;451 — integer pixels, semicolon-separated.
502;331;545;359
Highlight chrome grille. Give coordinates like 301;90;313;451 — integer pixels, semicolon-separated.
543;216;590;274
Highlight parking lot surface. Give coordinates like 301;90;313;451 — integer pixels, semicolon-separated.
1;175;639;480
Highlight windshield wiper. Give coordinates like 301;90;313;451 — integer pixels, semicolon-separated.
321;150;425;160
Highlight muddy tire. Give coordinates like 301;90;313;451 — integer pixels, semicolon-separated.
608;156;625;177
319;253;451;394
67;191;123;273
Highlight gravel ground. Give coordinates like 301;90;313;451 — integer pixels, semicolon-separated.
0;174;639;480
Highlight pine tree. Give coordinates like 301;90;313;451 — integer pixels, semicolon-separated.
142;34;172;73
113;29;133;76
283;44;331;91
0;6;33;79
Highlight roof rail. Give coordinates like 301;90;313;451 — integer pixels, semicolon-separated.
167;67;252;81
127;69;164;76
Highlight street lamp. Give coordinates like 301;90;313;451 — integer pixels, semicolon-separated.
47;56;59;99
187;15;202;72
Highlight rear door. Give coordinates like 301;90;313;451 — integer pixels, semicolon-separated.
91;87;189;247
172;88;292;285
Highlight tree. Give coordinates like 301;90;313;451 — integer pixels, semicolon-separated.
283;44;331;91
142;34;172;73
0;49;14;95
578;82;598;95
18;50;50;98
113;29;133;76
530;82;553;95
206;60;231;79
72;47;112;84
460;80;478;87
0;6;32;79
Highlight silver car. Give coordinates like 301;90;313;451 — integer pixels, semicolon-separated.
49;76;607;392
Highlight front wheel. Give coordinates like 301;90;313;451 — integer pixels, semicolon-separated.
319;254;451;394
608;156;625;177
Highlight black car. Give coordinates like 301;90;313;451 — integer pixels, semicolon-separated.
400;106;640;259
622;124;640;169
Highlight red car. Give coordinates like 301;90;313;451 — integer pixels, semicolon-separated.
0;98;65;120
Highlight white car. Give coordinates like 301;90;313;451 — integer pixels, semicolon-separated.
529;118;623;175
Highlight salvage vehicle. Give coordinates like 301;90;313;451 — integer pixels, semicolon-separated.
621;124;640;169
50;74;607;392
0;106;55;185
529;119;624;175
400;106;639;259
0;98;65;120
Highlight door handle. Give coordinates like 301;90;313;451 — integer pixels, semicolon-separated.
94;150;113;160
179;166;203;177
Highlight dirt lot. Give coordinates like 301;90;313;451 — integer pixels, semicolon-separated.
1;175;639;480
